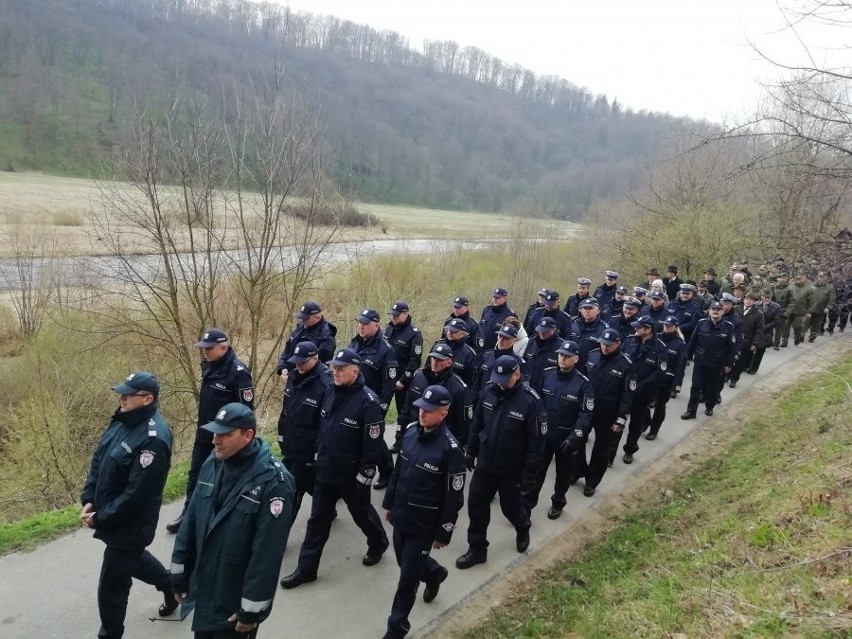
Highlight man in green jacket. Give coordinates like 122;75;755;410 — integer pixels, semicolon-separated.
785;273;815;346
170;403;295;638
808;271;836;342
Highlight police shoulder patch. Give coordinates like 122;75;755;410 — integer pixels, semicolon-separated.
629;379;637;391
585;396;595;411
269;497;285;518
241;387;254;402
368;423;382;439
442;522;455;532
139;450;155;468
388;367;397;380
450;473;465;491
413;344;422;355
539;420;548;435
660;361;667;371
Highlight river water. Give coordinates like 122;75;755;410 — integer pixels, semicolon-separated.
0;238;495;291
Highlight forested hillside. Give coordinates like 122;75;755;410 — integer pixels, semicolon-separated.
0;0;708;217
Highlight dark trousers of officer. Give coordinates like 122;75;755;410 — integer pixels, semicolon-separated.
282;459;315;521
297;480;387;574
747;346;766;374
649;383;673;435
585;411;618;489
623;388;655;455
195;629;259;639
391;384;410;450
97;545;171;639
185;433;214;509
687;364;723;413
524;439;577;511
466;468;529;551
386;528;443;638
790;314;807;344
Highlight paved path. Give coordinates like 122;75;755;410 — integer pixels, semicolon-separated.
0;336;845;639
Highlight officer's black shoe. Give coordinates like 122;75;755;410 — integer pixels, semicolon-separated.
583;486;596;497
363;538;389;566
645;431;657;441
280;568;317;589
773;345;780;350
455;548;487;569
670;389;679;399
622;453;633;465
158;590;179;617
704;407;714;416
423;566;449;603
516;528;530;553
607;459;614;468
547;506;563;520
680;411;696;420
808;336;816;343
729;380;737;389
781;341;788;347
373;476;390;491
165;514;184;534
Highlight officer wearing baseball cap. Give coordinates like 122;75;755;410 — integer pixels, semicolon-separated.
524;340;594;518
281;348;390;589
399;343;473;446
277;301;338;375
582;329;637;494
446;296;484;353
384;301;424;455
381;384;465;639
167;328;254;534
457;355;546;569
171;403;295;636
277;341;334;521
479;287;516;352
81;371;175;636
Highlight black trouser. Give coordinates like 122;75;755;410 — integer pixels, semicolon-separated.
97;545;171;639
185;433;214;509
585;411;619;489
649;383;673;434
297;480;387;574
687;364;723;413
195;629;259;639
828;306;849;331
282;459;315;521
729;345;754;383
523;437;578;512
391;383;410;449
809;312;826;339
386;528;443;637
623;387;655;455
748;347;766;374
466;468;529;551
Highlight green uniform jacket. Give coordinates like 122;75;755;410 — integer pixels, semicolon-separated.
809;282;836;314
170;438;295;631
773;284;792;310
786;283;815;316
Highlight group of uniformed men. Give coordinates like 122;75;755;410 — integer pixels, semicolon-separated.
80;257;850;639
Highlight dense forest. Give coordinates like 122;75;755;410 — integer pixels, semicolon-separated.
0;0;710;217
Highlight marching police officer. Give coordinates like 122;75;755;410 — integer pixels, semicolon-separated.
280;348;389;589
620;317;668;464
384;301;424;454
647;316;687;438
525;341;594;519
682;301;738;419
523;316;564;394
641;290;669;328
523;288;549;330
277;341;334;520
568;297;609;371
170;403;295;639
479;287;516;352
666;283;704;341
432;318;481;388
81;371;175;639
167;328;254;533
348;309;399;490
607;285;628;318
473;323;525;398
567;278;594;318
446;296;484;353
456;356;546;569
609;296;642;342
276;301;337;374
593;271;620;313
400;343;473;446
583;328;636;495
528;289;572;336
381;386;466;639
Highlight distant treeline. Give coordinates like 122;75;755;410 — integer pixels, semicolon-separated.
0;0;711;217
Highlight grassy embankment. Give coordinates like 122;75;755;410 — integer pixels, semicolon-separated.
460;355;851;639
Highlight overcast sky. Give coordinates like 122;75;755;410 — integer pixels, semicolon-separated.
278;0;850;123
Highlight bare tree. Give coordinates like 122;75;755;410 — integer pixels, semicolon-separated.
0;229;57;336
86;70;344;413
